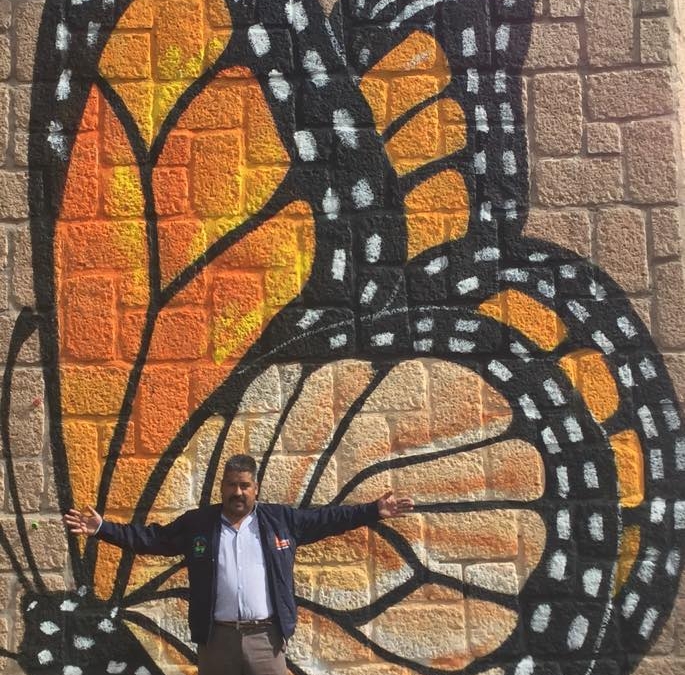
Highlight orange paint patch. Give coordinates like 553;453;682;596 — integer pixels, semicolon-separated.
614;525;641;595
559;349;619;423
488;440;545;500
610;429;645;507
479;289;568;351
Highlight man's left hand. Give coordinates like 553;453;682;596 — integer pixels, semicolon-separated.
377;491;414;519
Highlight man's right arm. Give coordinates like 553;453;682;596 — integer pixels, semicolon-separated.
63;506;186;557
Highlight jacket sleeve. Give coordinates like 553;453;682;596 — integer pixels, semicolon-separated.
290;501;380;546
95;513;187;557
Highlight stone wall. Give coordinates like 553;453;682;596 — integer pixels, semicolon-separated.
0;0;683;674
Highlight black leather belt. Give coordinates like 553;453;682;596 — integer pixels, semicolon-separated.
214;618;273;631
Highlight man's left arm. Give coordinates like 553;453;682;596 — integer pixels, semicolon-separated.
290;491;414;545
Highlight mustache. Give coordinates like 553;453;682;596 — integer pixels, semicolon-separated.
229;496;246;502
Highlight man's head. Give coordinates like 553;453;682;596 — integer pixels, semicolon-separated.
221;454;259;521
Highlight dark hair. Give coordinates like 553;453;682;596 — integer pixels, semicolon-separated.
223;454;258;481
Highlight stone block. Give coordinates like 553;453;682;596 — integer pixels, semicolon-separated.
651;208;682;258
13;131;28;167
625;119;678;203
586;0;634;66
0;2;11;30
596;207;649;292
15;2;43;82
523;209;592;257
588;68;674;119
0;85;7;164
630;298;652;331
586;122;621;154
464;562;519;594
535;158;623;206
9;460;43;512
549;0;582;16
533;72;582;155
10;226;34;306
525;22;580;69
8;368;44;458
0;34;9;79
12;85;30;130
641;17;671;63
0;172;28;219
364;359;428;412
640;0;670;12
238;366;281;413
317;566;370;610
654;262;685;349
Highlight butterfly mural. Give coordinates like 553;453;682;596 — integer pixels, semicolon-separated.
0;0;683;674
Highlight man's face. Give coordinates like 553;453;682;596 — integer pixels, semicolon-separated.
221;470;258;520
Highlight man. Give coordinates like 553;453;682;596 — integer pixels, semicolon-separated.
63;453;414;675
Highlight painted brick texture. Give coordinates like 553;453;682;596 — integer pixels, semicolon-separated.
0;0;682;674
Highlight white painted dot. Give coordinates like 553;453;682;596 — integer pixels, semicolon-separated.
542;427;561;454
303;50;329;87
592;330;615;355
414;339;433;352
293;130;317;161
467;69;479;93
622;591;640;618
503;151;517;174
480;202;492;221
416;318;433;333
617;316;637;338
268;70;291;101
351;178;374;208
588;513;604;541
331;249;346;281
639;358;657;380
285;0;309;32
98;618;116;633
371;332;394;347
567;300;589;323
455;319;479;332
583;461;598;488
618;364;635;388
87;21;100;47
650;448;664;480
557;510;570;539
666;549;680;577
448;338;475;353
639;607;659;639
48;121;68;160
499;268;528;282
543;379;565;406
537;280;555;298
500;102;514;133
107;662;127;674
510;341;531;362
40;621;60;636
567;614;589;650
457;276;479;294
330;334;347;349
560;265;576;279
474;151;487;174
474;247;499;262
488;360;512;382
74;635;95;650
530;604;551;633
556;466;569;498
135;668;152;675
583;568;602;597
462;27;477;56
548;550;567;580
564;416;583;443
63;666;82;675
661;398;681;431
494;69;507;92
515;657;535;675
360;280;377;305
519;394;541;420
56;69;72;101
333;109;358;148
61;600;78;612
650;498;666;524
475;105;489;133
322;187;340;220
38;651;53;665
56;22;70;51
248;24;270;57
365;234;382;263
638;548;659;584
675;501;685;529
425;256;448;275
638;406;658;439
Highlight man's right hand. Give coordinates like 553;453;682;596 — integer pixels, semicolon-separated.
63;506;102;536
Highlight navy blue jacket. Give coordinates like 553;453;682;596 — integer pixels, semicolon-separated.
96;501;380;644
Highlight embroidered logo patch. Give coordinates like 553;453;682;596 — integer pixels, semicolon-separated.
275;535;290;551
192;536;208;557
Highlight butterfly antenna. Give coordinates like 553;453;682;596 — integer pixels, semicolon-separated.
0;308;47;594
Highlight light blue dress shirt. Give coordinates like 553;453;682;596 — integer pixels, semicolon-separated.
214;507;273;621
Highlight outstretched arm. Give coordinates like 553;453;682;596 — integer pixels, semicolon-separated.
63;505;186;557
292;491;414;545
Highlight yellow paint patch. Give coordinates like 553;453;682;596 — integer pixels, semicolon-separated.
98;0;232;145
479;289;568;351
610;429;645;507
558;349;619;423
614;525;641;596
103;165;145;217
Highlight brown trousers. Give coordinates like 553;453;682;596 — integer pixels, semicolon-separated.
198;623;287;675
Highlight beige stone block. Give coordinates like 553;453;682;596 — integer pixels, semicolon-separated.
525;22;580;69
10;226;34;306
588;68;674;119
641;17;671;63
13;132;28;167
549;0;582;16
633;658;685;675
238;365;281;413
8;460;43;512
654;262;685;349
15;2;43;82
0;172;28;219
245;414;281;456
0;85;7;165
586;122;621;154
586;0;634;66
523;209;592;257
12;86;30;130
533;72;582;155
640;0;671;12
0;34;8;80
8;368;44;458
464;562;519;594
0;2;11;30
364;359;427;412
535;158;623;206
625;119;678;204
596;207;649;292
652;208;682;258
317;566;370;610
1;517;67;570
